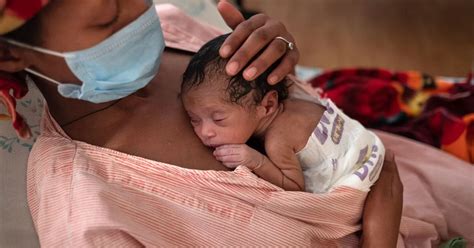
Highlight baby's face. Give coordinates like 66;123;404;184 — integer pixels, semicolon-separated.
182;85;261;148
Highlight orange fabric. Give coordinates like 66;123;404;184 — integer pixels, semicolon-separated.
442;114;474;163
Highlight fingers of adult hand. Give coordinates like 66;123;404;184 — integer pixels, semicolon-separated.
225;19;287;77
385;149;395;162
266;46;300;84
391;165;404;201
241;36;288;81
217;0;245;30
381;149;404;196
382;149;397;172
220;14;267;61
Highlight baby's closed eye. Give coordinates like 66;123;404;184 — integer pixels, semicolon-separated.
190;118;201;126
212;114;229;124
213;117;226;122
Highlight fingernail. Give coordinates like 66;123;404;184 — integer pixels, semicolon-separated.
221;45;231;57
268;75;278;84
227;61;239;75
244;67;257;80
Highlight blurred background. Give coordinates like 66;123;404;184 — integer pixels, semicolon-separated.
241;0;474;77
156;0;474;77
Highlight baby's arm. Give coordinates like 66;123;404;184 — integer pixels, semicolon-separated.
214;144;305;191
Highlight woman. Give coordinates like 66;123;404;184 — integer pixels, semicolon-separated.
0;0;402;246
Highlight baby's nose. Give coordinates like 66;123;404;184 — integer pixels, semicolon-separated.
200;123;216;139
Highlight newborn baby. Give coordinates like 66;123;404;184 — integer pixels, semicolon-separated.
180;34;385;193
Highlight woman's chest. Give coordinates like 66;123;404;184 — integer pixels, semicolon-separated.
65;102;226;170
62;51;227;171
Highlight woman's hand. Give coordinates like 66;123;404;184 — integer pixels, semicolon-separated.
217;0;300;85
361;150;403;248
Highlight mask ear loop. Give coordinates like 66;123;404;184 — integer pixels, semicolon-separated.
0;38;67;58
0;38;67;86
24;68;62;86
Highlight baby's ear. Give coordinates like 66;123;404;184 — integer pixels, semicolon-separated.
0;42;29;73
259;90;279;116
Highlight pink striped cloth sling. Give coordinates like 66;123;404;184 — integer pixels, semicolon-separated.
27;4;380;247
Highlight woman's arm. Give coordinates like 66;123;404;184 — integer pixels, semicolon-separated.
217;1;300;84
360;150;403;248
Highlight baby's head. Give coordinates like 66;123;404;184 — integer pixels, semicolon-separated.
181;33;290;148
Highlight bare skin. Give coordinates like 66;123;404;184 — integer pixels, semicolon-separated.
259;97;326;190
183;81;327;191
58;50;227;170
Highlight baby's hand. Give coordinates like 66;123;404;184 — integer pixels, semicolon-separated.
213;144;264;170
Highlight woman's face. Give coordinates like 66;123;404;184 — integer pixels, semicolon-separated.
14;0;150;84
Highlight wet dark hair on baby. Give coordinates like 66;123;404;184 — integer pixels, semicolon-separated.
181;33;290;105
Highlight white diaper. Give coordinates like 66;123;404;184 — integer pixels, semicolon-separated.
291;83;385;193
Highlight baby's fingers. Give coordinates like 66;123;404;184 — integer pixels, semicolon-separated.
214;144;244;156
214;154;242;169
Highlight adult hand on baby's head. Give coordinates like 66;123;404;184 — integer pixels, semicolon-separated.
217;0;300;85
213;144;264;170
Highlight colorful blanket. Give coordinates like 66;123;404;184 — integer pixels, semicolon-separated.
309;69;474;163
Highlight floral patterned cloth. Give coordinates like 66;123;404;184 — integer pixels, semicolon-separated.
0;76;43;153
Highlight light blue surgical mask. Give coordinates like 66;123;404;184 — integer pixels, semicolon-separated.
2;5;165;103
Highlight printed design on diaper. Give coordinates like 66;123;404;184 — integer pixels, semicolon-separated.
353;145;382;182
355;146;369;165
332;158;338;171
369;154;384;181
314;102;345;146
330;115;344;144
315;114;330;145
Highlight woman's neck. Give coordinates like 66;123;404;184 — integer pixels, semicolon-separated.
32;76;123;126
31;49;178;127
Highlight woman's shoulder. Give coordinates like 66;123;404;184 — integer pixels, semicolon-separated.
155;4;224;53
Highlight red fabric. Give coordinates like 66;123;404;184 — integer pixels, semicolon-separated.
6;0;46;20
309;69;410;126
0;72;30;139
